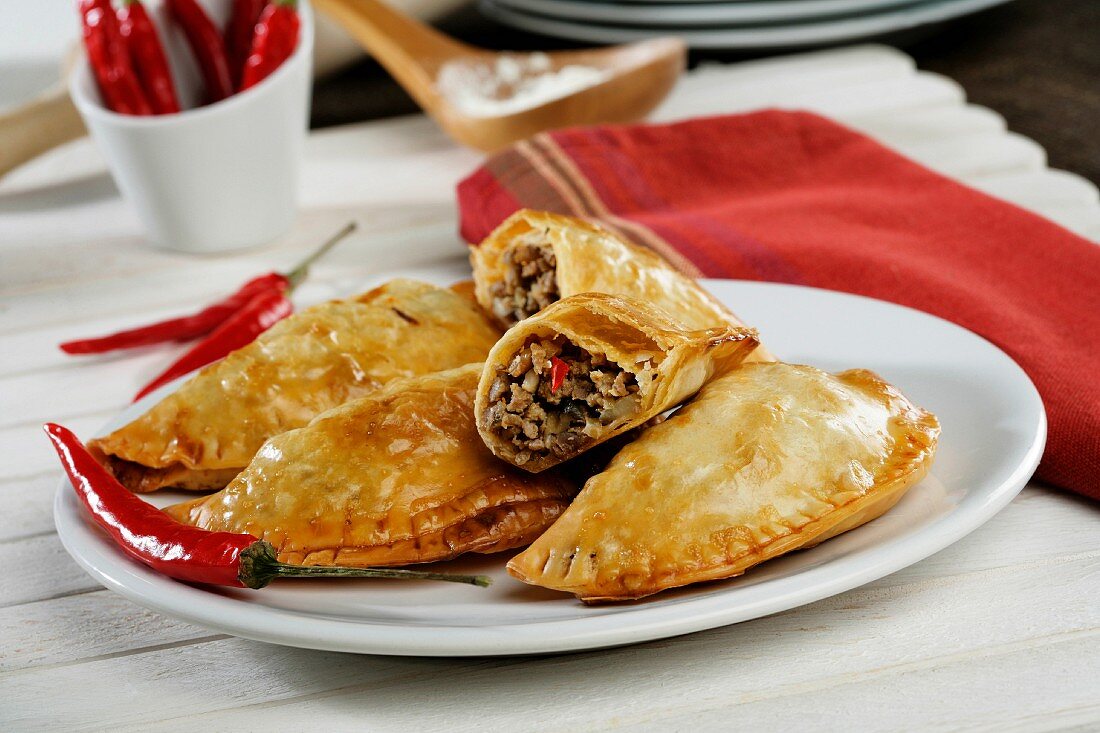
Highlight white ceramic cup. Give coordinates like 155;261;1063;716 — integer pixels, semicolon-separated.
70;0;314;254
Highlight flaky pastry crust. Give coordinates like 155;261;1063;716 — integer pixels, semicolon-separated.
90;280;502;492
164;365;577;566
469;210;774;360
507;362;940;602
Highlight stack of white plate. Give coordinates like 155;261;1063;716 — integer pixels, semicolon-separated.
478;0;1017;50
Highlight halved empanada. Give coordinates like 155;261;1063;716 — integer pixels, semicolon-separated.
475;293;758;472
508;362;940;602
469;209;774;360
164;365;577;567
91;280;502;493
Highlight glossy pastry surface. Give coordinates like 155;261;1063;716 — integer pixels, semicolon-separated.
507;362;940;602
91;280;502;492
470;210;773;362
165;365;577;567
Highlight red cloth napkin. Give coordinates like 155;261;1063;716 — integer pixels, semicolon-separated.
457;110;1100;500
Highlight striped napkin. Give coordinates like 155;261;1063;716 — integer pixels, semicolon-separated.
457;110;1100;501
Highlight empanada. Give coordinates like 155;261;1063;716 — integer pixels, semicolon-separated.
469;209;773;360
508;362;940;601
164;365;577;566
475;293;758;472
91;280;502;493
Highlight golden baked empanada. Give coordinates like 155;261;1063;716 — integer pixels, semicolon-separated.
470;209;773;360
164;365;577;567
476;293;758;472
508;362;940;602
91;280;502;493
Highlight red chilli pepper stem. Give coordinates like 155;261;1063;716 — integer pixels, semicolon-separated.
283;220;358;290
44;423;492;589
550;356;569;392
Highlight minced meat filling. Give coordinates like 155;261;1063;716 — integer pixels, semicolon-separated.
489;236;559;325
485;338;646;465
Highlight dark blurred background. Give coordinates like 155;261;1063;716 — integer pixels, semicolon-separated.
312;0;1099;183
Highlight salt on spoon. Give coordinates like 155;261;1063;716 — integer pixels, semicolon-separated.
313;0;686;151
436;53;611;118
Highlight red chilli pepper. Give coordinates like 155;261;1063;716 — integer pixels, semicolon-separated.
60;273;288;354
166;0;234;103
134;287;293;401
225;0;267;90
44;423;491;589
79;0;153;115
118;0;181;114
132;225;358;397
60;222;356;355
240;0;299;91
550;356;569;392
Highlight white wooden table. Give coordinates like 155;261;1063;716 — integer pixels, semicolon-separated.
2;46;1098;731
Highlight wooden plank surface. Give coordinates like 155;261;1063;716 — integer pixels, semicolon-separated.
0;45;1097;731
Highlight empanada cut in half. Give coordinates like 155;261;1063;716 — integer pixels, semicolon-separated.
475;293;758;472
508;362;940;602
90;280;502;493
469;209;774;360
164;365;578;567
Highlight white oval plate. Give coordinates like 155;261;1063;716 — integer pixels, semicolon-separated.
55;266;1044;656
490;0;925;28
477;0;1017;49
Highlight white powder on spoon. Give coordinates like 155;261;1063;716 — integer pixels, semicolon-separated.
436;52;609;118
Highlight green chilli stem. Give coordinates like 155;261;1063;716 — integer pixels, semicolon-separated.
238;541;492;589
284;221;358;290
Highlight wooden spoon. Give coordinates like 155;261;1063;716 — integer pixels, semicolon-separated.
313;0;686;151
0;48;86;180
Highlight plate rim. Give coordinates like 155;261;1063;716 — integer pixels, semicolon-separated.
488;0;930;27
476;0;1017;47
53;279;1046;656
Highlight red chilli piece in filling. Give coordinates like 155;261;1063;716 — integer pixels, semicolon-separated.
550;356;569;392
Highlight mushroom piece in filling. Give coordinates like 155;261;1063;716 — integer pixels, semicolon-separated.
484;338;654;466
488;232;560;326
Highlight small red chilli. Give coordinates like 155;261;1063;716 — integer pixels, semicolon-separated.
225;0;267;89
133;287;293;401
44;423;492;589
129;223;358;401
60;273;289;355
240;0;300;90
79;0;153;115
550;356;570;392
166;0;235;103
117;0;181;114
60;222;356;357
